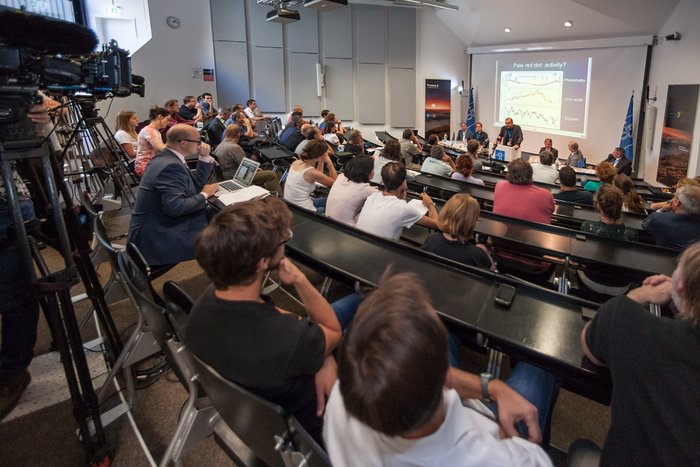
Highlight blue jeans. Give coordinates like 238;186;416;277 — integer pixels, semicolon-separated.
0;199;40;372
331;292;362;330
313;196;327;214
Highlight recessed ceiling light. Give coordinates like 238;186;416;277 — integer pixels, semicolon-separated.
564;20;573;27
504;27;511;33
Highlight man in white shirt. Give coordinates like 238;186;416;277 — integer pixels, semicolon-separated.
356;162;438;241
243;98;268;122
420;145;456;178
531;151;559;185
324;273;555;467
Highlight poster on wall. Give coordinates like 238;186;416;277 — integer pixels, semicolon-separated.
656;84;699;187
425;79;451;140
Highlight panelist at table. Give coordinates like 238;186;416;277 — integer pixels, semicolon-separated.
469;121;490;150
602;147;632;176
496;117;523;150
539;138;558;159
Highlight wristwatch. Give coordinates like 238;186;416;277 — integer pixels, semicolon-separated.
480;372;494;401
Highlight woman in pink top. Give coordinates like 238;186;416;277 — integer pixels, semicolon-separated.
134;106;169;177
326;156;378;226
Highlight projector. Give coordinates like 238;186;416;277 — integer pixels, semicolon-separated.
266;8;300;23
304;0;348;11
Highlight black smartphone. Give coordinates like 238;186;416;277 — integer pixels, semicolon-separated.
494;284;516;307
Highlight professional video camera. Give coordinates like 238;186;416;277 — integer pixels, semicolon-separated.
0;9;145;140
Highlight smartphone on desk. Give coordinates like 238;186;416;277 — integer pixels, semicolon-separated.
494;283;516;307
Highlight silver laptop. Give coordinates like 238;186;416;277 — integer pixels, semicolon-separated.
216;157;260;195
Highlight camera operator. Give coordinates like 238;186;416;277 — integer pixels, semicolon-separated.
0;102;50;420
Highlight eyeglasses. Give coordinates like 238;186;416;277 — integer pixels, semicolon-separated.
179;139;202;145
279;229;293;247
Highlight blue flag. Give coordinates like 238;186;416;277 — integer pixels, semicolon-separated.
619;95;634;161
466;88;476;133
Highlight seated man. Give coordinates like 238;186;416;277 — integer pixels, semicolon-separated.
641;185;700;250
128;124;218;267
553;166;593;205
565;141;585;168
420;144;456;178
294;123;316;155
468;121;489;150
531;150;558;185
324;272;558;466
356;162;438;241
280;112;305;152
575;241;700;466
243;98;268;122
213;125;282;195
178;95;203;123
185;197;359;444
399;128;422;166
539;138;558;159
205;106;230;149
602;147;632;176
231;110;257;149
344;130;365;155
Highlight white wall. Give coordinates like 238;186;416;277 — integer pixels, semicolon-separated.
97;0;216;125
644;0;700;183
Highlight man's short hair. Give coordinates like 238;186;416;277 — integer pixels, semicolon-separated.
506;158;533;185
544;138;552;144
301;124;316;139
558;166;577;187
677;241;700;326
246;98;255;106
677;185;700;215
569;141;579;151
615;147;625;157
183;95;195;104
593;184;624;221
321;109;329;118
344;156;374;183
337;272;448;437
166;124;197;146
430;145;445;159
438;193;480;243
232;111;243;122
381;162;406;191
402;129;414;139
202;92;212;98
164;98;178;108
195;197;291;289
539;150;554;166
428;134;439;145
348;130;362;144
224;124;241;140
466;139;479;154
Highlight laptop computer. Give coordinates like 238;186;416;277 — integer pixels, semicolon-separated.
216;157;260;195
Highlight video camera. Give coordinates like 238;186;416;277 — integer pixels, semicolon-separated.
0;9;145;140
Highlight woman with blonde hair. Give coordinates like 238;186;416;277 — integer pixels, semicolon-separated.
114;111;139;159
421;193;492;269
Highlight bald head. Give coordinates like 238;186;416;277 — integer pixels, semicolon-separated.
300;124;314;138
166;124;198;147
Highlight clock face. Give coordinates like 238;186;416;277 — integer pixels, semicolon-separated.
166;16;180;29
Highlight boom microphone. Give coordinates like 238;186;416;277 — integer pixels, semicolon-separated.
0;9;98;55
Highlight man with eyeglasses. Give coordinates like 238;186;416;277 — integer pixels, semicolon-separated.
128;124;219;267
185;196;361;445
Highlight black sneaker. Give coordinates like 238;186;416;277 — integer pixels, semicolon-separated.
0;369;31;421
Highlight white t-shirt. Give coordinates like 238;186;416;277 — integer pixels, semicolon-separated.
324;384;552;467
326;174;377;226
356;192;426;241
531;163;559;185
421;157;453;178
114;129;137;152
371;154;394;184
324;133;340;146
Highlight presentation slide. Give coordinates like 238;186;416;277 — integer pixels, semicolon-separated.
496;57;592;138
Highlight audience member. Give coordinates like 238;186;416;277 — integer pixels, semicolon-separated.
164;99;195;135
198;92;214;116
128;124;218;266
613;173;645;213
356;162;438;240
284;140;337;212
565;141;585;168
243;98;268;122
465;139;484;171
213;125;282;194
185;196;359;445
649;177;700;211
573;242;700;466
231;110;257;147
205;106;230;148
324;272;559;466
280;112;304;151
113;111;139;160
539;138;558;159
295;124;317;155
642;185;700;250
452;154;484;186
399;129;422;166
496;117;523;149
178;95;203;122
323;121;341;146
602;147;632;176
531;150;558;185
420;145;456;177
583;162;617;192
344;130;365;155
371;140;402;184
554;166;593;205
285;104;303;126
326;156;378;226
134;106;169;177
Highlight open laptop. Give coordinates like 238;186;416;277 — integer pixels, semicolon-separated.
216;157;260;195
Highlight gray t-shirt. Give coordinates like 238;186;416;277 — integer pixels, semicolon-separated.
214;140;246;179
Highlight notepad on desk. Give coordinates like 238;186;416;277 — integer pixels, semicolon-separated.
216;185;269;206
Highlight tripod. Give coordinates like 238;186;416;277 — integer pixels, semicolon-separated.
0;136;122;465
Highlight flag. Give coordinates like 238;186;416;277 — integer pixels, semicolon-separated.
466;88;476;134
619;94;634;161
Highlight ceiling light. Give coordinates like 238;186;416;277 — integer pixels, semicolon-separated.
504;27;511;33
304;0;347;11
564;20;573;27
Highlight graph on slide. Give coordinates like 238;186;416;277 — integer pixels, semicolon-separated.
499;71;563;130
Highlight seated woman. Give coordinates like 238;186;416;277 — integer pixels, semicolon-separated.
613;173;646;213
583;161;616;192
323;121;341;147
284;139;337;212
422;193;493;270
134;106;169;177
344;130;365;155
420;145;456;178
578;184;638;295
451;154;484;186
114;111;139;160
371;139;402;184
326;156;378;226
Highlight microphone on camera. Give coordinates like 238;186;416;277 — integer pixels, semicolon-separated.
0;9;98;55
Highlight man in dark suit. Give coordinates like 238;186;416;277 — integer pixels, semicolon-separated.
539;138;558;159
456;122;469;141
205;107;231;149
603;147;632;176
496;117;523;149
128;124;218;267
